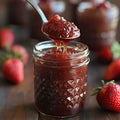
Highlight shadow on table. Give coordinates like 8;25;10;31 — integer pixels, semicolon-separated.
83;105;120;120
38;112;83;120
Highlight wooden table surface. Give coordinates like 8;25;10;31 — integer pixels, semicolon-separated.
0;0;120;120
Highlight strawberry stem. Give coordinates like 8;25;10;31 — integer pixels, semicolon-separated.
0;49;23;67
91;80;115;96
106;80;115;85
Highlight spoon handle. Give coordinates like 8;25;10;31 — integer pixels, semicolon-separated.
26;0;48;23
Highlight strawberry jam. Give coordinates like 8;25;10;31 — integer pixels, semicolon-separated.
33;41;89;117
43;15;80;40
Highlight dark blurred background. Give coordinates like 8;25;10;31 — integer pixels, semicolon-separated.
0;0;119;44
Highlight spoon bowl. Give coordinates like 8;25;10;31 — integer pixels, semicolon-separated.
41;27;80;40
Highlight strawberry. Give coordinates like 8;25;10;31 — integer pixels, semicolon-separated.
105;58;120;81
92;80;120;112
11;45;29;65
2;58;24;84
0;28;15;49
96;41;120;63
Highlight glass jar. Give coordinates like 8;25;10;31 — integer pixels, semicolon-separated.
30;0;66;41
70;0;104;23
33;40;90;117
76;1;119;51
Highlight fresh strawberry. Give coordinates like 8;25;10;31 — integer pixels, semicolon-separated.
97;41;120;63
92;80;120;112
2;58;24;84
0;28;15;49
11;45;29;65
105;58;120;81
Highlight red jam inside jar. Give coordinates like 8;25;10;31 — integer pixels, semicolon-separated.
33;40;90;117
76;1;119;51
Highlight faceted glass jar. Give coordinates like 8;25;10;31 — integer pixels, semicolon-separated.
76;2;119;51
33;40;90;117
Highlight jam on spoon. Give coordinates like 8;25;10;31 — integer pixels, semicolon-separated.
26;0;80;40
42;14;80;40
26;0;81;53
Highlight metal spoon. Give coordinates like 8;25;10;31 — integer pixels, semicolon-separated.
26;0;48;23
26;0;80;40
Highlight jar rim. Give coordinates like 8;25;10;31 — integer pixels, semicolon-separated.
33;40;89;60
33;40;90;67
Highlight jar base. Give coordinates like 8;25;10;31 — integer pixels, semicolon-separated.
38;109;82;119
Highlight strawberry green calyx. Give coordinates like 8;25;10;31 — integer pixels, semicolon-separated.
0;49;22;66
91;80;115;96
111;41;120;60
